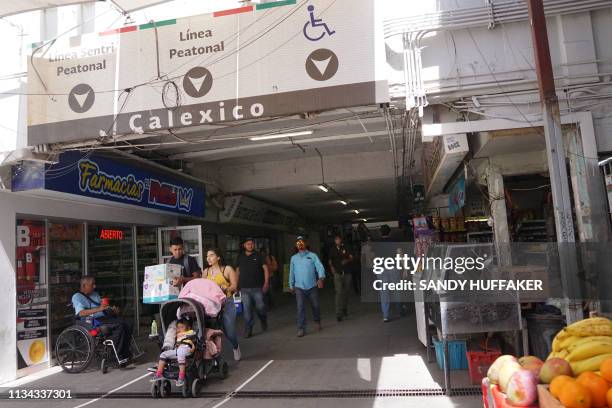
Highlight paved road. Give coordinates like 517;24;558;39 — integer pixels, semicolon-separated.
0;289;481;407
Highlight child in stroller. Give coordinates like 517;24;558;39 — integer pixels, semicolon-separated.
152;318;196;386
150;297;228;398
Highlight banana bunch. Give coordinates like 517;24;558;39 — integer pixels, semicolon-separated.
547;317;612;374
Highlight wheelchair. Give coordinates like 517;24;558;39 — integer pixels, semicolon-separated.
54;313;144;374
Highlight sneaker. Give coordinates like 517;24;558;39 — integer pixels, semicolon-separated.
233;346;242;361
336;315;343;322
261;319;268;332
176;378;185;387
383;318;391;323
245;327;253;339
297;329;305;337
315;322;322;331
150;373;163;382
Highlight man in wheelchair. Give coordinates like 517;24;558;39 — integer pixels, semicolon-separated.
71;276;132;365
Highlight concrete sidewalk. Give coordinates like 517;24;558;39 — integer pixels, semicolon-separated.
0;289;481;407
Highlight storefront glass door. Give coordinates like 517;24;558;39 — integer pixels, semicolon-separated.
158;226;203;270
136;226;158;333
48;222;84;359
87;225;135;326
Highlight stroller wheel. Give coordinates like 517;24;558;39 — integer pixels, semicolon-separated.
191;378;201;397
160;380;171;398
150;382;160;399
181;381;190;398
221;361;229;379
100;358;108;374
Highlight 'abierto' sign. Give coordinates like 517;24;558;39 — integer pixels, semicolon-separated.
27;0;388;145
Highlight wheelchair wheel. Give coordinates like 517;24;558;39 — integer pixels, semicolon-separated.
150;382;160;399
160;380;171;398
101;358;108;374
191;378;201;398
55;325;94;373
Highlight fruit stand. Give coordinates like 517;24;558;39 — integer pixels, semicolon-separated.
482;316;612;407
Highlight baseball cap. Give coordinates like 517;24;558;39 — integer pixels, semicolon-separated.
296;236;305;241
244;237;255;243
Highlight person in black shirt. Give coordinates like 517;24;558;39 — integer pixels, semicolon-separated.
168;236;202;287
235;238;269;338
328;234;353;321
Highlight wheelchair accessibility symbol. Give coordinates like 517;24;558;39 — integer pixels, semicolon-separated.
303;5;335;42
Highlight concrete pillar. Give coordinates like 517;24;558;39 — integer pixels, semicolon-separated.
565;119;612;313
565;125;612;244
487;165;511;266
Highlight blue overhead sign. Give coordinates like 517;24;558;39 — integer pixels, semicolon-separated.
12;152;205;217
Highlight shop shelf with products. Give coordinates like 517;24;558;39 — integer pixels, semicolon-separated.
515;219;549;242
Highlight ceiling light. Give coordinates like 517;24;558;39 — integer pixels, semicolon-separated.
354;210;360;215
339;200;348;206
249;130;313;141
318;184;329;193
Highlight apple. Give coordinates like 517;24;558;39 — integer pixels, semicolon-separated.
488;355;519;384
539;358;573;384
506;369;538;406
499;361;523;393
518;356;544;382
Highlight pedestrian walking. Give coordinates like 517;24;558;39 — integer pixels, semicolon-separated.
377;225;402;322
203;248;242;361
235;238;269;338
289;236;326;337
328;234;353;321
261;248;278;309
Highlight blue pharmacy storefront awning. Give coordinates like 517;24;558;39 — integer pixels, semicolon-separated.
12;151;206;218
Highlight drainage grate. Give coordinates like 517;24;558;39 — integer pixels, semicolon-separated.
0;388;482;400
233;387;483;399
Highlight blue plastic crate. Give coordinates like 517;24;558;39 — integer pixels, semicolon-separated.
432;338;468;370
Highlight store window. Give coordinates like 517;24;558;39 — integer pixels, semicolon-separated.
203;233;218;251
136;226;158;332
48;222;84;357
16;219;49;371
87;225;135;326
224;235;241;265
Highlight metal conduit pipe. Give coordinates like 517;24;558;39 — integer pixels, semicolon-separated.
384;0;612;28
384;0;612;37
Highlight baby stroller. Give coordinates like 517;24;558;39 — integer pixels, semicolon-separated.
150;298;228;398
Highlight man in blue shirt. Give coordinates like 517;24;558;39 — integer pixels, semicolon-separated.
71;276;132;364
289;236;326;337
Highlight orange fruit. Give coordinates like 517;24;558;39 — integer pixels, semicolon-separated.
559;381;593;408
601;358;612;383
606;388;612;408
551;375;575;398
577;372;610;408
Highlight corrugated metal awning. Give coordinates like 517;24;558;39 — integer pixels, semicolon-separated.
0;0;170;18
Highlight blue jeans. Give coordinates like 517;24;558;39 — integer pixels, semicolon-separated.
295;287;320;330
241;287;267;330
222;301;239;349
380;271;401;320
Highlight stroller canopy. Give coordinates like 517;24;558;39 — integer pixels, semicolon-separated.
159;298;207;341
